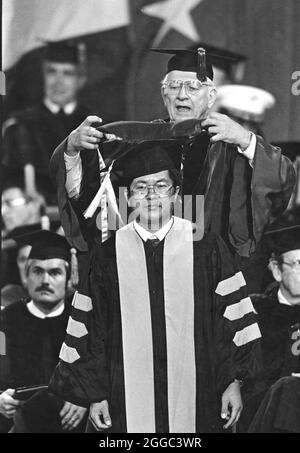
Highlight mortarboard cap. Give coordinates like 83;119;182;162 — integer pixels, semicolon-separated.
189;43;247;81
42;41;80;64
216;84;275;123
113;140;182;186
264;209;300;255
13;230;71;262
151;48;214;81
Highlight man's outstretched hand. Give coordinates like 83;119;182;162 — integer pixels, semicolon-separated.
66;116;104;156
202;112;252;150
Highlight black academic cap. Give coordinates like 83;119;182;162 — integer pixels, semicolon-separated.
6;220;62;244
114;140;182;186
42;41;79;64
264;209;300;255
151;48;214;81
272;142;300;162
189;43;247;74
13;230;71;262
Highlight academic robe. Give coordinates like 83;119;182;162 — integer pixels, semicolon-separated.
238;287;300;431
1;299;71;389
50;218;262;433
49;129;295;258
2;103;89;204
0;299;76;433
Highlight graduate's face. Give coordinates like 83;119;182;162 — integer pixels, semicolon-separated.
43;61;83;106
2;188;33;233
128;170;179;232
272;250;300;305
161;70;217;123
26;258;68;308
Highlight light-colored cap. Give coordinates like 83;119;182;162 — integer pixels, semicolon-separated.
216;84;276;123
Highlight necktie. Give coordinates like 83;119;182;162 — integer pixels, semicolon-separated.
146;237;160;248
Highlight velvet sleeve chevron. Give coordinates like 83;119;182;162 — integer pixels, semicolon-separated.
49;287;110;408
212;236;262;395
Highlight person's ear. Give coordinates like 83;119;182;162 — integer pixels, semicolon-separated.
207;86;217;109
125;188;133;207
161;86;168;108
268;258;282;283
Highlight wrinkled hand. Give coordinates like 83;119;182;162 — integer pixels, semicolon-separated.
202;112;252;150
0;389;22;419
59;401;87;431
221;380;243;429
66;116;104;155
89;400;112;431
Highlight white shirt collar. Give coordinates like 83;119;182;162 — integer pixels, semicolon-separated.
43;98;77;115
26;300;65;319
277;289;293;306
133;217;174;242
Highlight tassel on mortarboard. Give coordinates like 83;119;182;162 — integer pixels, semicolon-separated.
197;47;207;82
70;247;79;288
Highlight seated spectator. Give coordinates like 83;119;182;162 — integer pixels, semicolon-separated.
239;213;300;432
0;230;85;433
1;185;44;239
1;221;62;308
2;41;89;205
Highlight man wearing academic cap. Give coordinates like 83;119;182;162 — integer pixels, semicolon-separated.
239;210;300;432
49;141;262;433
0;231;86;433
2;41;89;205
50;46;295;261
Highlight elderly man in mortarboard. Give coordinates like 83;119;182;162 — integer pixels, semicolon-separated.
49;141;262;433
238;211;300;432
2;41;90;205
0;231;87;433
50;46;295;263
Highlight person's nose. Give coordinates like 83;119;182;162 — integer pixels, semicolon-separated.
146;186;157;199
41;272;50;285
176;83;189;100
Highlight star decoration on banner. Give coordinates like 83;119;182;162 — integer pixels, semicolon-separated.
142;0;203;47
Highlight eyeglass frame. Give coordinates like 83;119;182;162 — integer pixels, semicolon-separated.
1;197;27;208
161;79;211;95
129;182;176;199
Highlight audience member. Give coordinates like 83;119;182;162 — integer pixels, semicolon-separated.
2;41;89;205
0;231;85;433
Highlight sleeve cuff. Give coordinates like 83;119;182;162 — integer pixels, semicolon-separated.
64;152;81;171
237;132;256;164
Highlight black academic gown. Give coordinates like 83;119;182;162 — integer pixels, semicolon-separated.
0;299;74;432
239;287;300;431
2;103;89;204
49;129;295;258
1;299;71;389
50;229;262;433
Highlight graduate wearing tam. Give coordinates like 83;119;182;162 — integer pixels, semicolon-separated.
50;141;262;433
51;46;295;262
0;231;86;433
2;41;89;205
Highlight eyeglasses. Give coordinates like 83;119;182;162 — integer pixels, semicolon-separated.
131;182;174;199
161;79;210;95
281;260;300;270
2;197;27;208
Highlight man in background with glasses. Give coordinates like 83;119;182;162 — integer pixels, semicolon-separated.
239;210;300;432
